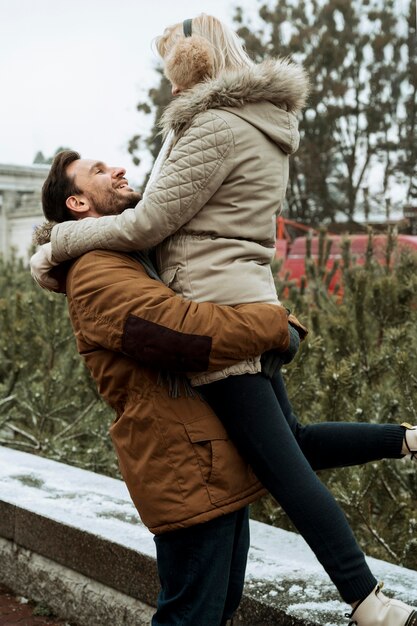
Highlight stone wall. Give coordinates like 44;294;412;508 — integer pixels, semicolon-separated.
1;445;417;626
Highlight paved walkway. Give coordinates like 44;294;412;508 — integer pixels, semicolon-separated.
0;584;71;625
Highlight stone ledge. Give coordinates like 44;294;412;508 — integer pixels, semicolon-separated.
0;537;154;626
1;445;417;626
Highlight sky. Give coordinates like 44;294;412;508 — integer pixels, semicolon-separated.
0;0;262;186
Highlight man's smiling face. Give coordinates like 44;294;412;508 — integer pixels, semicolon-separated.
65;158;141;217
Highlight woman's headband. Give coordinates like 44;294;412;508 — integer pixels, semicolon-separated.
183;19;192;37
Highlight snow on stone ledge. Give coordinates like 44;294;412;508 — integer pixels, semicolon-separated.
1;446;417;626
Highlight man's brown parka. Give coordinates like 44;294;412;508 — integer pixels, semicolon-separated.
66;249;305;534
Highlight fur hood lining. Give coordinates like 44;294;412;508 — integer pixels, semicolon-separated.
160;58;309;136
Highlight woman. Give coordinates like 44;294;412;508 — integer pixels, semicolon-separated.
31;14;417;625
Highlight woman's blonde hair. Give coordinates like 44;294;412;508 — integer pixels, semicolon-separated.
155;14;253;89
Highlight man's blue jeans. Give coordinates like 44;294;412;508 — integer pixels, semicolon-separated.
152;506;249;626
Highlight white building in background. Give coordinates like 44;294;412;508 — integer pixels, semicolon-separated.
0;163;49;261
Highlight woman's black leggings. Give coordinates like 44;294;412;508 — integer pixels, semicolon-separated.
197;371;405;603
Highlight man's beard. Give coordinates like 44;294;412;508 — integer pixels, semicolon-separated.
88;189;142;216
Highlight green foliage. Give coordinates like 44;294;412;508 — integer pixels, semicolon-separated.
252;230;417;569
0;255;117;476
128;1;415;222
128;68;172;188
32;603;55;617
234;0;415;223
33;147;73;165
2;235;417;569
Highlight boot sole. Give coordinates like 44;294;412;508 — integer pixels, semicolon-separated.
405;611;417;626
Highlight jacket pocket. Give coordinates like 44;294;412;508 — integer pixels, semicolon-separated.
184;415;258;505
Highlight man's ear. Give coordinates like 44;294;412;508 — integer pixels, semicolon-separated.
66;195;89;216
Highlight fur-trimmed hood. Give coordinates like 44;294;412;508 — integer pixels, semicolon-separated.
160;57;309;145
33;221;54;245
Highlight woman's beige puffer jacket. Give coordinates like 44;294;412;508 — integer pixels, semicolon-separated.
51;58;309;384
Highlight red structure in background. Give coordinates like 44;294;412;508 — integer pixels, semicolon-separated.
275;217;417;290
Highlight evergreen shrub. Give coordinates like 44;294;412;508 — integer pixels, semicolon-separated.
252;230;417;568
0;254;116;476
1;231;416;568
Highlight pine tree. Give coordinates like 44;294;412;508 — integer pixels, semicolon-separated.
32;147;73;165
127;69;172;189
127;1;415;223
234;0;413;223
396;0;417;205
0;255;116;475
2;238;416;567
252;231;417;569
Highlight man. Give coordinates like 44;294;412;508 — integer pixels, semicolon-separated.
33;150;295;626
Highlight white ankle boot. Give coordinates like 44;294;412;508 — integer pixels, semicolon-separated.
402;423;417;461
347;584;417;626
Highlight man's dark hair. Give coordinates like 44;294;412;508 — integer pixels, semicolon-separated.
42;150;81;222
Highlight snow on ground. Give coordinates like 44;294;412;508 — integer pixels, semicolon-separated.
0;445;155;554
1;446;417;626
